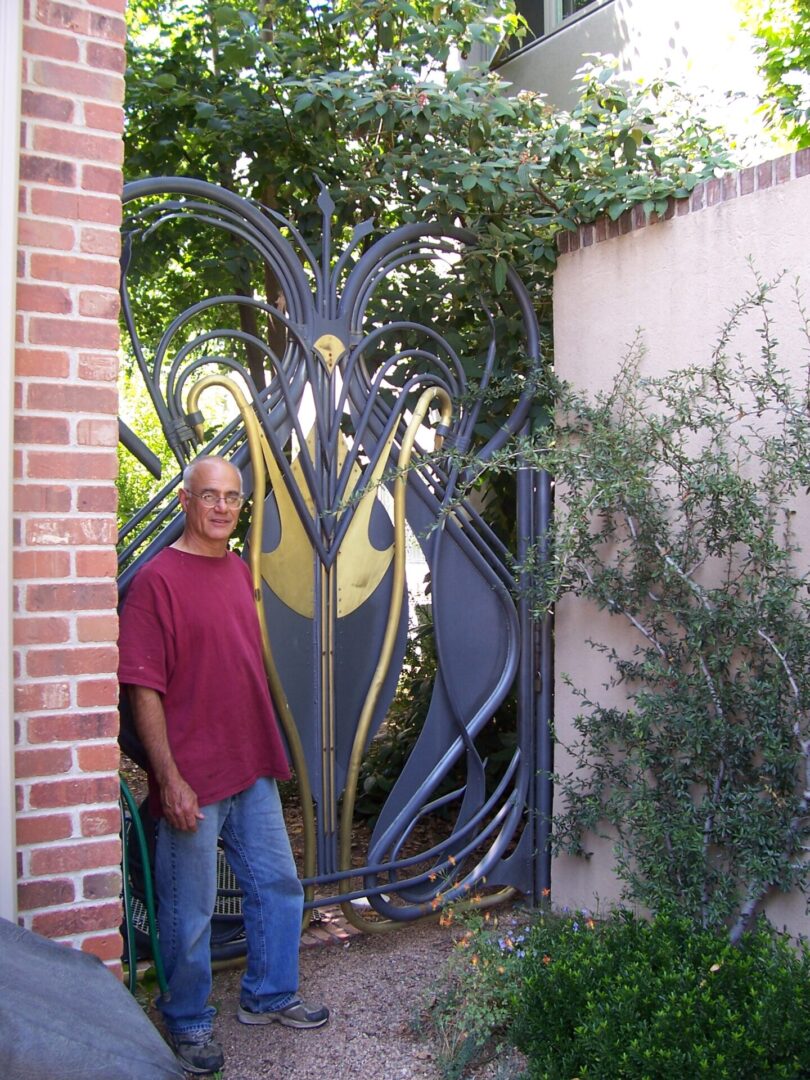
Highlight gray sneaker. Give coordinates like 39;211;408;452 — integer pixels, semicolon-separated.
237;999;330;1029
169;1030;225;1075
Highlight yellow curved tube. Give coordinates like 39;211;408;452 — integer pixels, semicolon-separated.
339;387;455;932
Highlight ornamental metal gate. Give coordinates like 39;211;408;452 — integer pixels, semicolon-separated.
118;178;552;934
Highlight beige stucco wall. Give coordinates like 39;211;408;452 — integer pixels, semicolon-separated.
551;156;810;936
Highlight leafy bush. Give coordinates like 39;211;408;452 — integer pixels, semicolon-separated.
427;908;810;1080
512;910;810;1080
117;366;177;532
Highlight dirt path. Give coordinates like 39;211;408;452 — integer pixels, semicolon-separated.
150;918;456;1079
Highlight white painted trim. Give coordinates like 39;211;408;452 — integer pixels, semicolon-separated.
0;0;22;923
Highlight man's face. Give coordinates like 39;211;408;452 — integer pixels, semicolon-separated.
178;458;243;552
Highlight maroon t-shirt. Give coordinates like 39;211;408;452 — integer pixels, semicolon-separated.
118;547;291;817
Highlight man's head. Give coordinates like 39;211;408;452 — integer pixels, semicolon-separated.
177;456;244;556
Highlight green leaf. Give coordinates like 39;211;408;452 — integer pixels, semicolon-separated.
212;5;238;27
445;192;467;213
493;257;507;294
516;162;532;188
468;123;485;151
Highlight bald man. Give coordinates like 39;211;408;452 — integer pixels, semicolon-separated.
119;456;327;1076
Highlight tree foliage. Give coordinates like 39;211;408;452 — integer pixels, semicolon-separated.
743;0;810;148
123;0;736;347
121;0;737;521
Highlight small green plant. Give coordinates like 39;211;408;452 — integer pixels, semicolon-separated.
512;910;810;1080
743;0;810;148
425;906;533;1078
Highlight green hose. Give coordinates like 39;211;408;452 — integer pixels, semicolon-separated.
119;776;168;996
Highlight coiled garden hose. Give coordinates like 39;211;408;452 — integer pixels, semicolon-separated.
120;776;168;997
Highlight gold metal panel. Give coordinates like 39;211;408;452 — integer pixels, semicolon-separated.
258;432;316;618
313;333;346;373
260;427;397;619
334;425;398;618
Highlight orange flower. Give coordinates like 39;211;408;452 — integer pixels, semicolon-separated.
542;955;552;965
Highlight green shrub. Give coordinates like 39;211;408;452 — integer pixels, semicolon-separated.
428;908;810;1080
512;911;810;1080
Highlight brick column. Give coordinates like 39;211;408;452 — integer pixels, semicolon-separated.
14;0;125;968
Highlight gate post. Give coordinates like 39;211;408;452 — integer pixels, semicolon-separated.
517;462;553;906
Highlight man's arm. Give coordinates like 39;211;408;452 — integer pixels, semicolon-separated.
127;685;204;832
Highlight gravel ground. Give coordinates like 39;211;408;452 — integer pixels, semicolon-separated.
146;911;529;1080
212;920;452;1079
148;914;524;1080
123;761;524;1078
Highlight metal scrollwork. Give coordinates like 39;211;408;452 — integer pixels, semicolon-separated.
118;177;553;932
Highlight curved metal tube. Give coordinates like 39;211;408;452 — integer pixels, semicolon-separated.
339;385;453;932
122;178;313;323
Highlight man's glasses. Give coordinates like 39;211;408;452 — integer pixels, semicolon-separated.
184;489;245;508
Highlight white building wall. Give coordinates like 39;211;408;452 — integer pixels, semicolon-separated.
499;0;766;148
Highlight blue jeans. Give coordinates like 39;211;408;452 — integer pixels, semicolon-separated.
155;777;304;1037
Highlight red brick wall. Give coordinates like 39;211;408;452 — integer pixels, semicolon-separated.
14;0;125;968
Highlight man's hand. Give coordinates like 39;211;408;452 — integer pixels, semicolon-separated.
160;773;205;832
128;684;205;831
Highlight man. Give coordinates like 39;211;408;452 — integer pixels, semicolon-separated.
118;455;328;1076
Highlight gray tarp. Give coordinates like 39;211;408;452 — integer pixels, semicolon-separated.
0;918;183;1079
